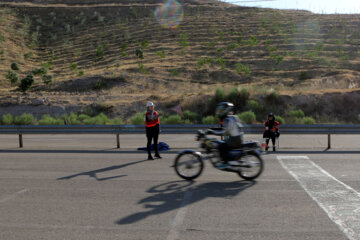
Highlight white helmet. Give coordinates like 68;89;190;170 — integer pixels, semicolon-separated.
146;101;154;107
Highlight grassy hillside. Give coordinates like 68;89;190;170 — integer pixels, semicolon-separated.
0;0;359;123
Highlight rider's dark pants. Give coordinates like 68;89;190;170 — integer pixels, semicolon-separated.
146;125;159;156
219;136;242;163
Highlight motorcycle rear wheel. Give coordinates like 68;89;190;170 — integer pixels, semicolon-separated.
174;152;204;180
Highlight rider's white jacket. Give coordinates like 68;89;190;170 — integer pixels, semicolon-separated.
212;115;244;144
223;115;244;137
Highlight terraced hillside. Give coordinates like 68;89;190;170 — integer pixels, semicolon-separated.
0;0;360;122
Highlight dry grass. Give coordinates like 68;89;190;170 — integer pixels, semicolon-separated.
0;1;359;121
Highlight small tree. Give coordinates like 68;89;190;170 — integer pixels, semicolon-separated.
11;62;20;71
19;75;34;92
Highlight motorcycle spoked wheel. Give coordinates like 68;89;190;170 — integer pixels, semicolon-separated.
174;152;204;180
237;152;264;180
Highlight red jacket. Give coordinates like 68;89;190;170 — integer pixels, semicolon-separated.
145;111;160;128
264;120;280;131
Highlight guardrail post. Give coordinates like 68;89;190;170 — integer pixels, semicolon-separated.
116;133;120;149
19;134;23;148
327;133;331;149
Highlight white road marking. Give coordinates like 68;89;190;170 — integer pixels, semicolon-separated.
278;156;360;240
0;189;28;203
167;190;192;240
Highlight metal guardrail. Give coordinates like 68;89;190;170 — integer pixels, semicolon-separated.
0;124;360;149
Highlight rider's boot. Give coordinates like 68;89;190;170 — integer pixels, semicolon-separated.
273;147;276;152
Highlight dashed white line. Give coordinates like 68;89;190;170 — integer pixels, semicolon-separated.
0;189;28;203
278;156;360;240
167;190;192;240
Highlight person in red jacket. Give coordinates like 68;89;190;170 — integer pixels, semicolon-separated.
263;113;280;151
144;102;161;160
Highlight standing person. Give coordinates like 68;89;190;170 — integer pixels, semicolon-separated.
263;113;280;151
144;102;161;160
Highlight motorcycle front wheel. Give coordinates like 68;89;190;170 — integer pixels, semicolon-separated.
237;151;264;180
174;152;204;180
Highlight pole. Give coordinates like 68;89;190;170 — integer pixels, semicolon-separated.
19;134;23;148
327;133;331;149
116;133;120;148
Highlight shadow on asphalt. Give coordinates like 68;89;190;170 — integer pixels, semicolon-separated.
57;159;148;181
115;180;256;225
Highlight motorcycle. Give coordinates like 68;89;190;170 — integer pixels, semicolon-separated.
174;130;264;181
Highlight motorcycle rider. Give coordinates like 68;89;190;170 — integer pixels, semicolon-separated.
206;102;244;169
263;113;280;151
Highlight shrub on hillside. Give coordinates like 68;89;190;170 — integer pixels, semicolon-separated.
19;75;34;92
129;112;145;125
202;116;218;125
303;117;316;125
96;44;106;58
237;111;256;124
289;109;305;118
138;63;147;74
299;72;311;81
62;113;81;125
228;88;249;112
183;110;200;123
135;48;143;59
11;62;20;71
141;40;149;48
6;70;18;84
82;113;111;125
42;75;53;85
32;67;48;76
264;91;281;105
214;88;226;102
275;116;285;124
246;100;261;112
235;63;251;76
111;118;124;125
14;113;35;125
92;80;108;91
164;115;183;124
1;113;14;125
38;115;64;125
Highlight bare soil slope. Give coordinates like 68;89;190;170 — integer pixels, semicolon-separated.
0;0;359;122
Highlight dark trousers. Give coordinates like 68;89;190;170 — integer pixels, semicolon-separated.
263;130;280;146
218;136;242;163
146;125;159;156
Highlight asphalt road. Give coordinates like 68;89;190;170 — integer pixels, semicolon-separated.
0;134;360;240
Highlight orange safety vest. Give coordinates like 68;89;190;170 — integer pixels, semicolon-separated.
145;111;160;128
